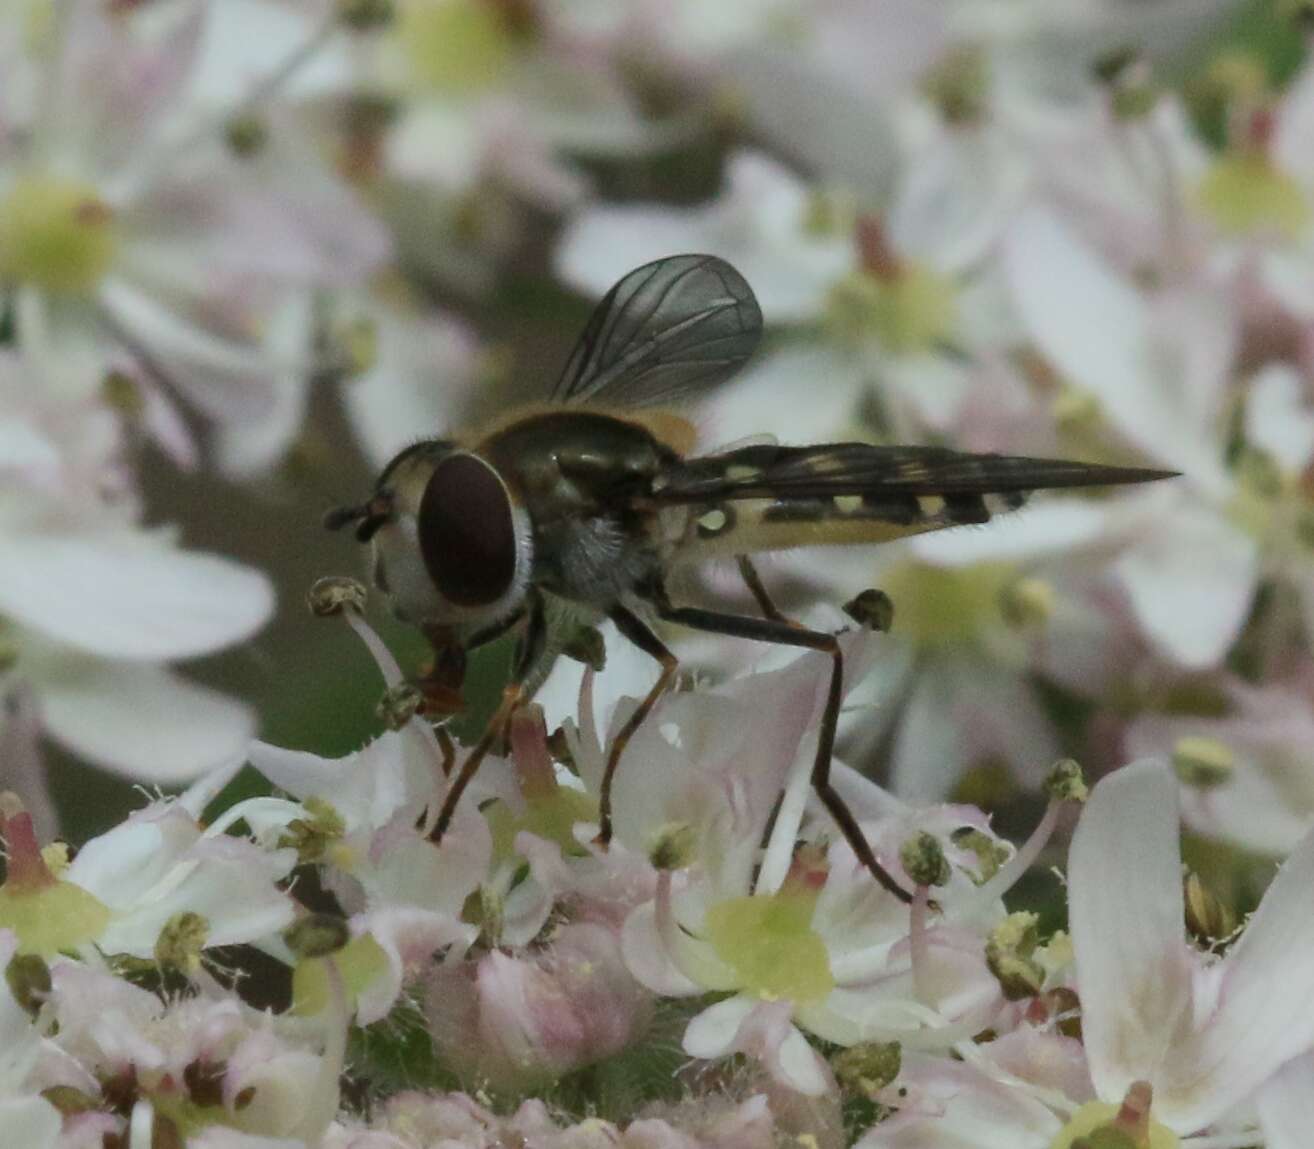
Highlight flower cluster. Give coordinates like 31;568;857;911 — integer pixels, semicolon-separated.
6;1;1314;1146
4;591;1314;1147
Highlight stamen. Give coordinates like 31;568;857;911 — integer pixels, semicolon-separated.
908;885;933;1007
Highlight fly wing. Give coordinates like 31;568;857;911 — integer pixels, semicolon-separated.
652;442;1175;557
551;254;763;408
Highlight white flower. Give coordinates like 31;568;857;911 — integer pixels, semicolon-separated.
1005;205;1263;670
1069;760;1314;1135
332;280;484;470
1126;674;1314;855
861;758;1314;1147
0;353;273;785
0;0;388;474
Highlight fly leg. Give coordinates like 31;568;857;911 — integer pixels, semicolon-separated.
736;555;793;624
648;589;911;904
428;598;546;844
595;604;679;848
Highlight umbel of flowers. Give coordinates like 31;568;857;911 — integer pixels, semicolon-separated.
3;579;1314;1149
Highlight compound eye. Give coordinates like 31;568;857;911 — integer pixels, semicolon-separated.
418;453;519;608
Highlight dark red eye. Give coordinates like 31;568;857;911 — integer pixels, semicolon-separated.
418;453;519;608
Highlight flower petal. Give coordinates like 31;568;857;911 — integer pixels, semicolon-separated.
1068;760;1194;1108
1004;208;1230;491
1246;363;1314;475
32;655;256;782
0;531;272;660
1112;502;1258;669
683;995;757;1060
1158;822;1314;1129
1257;1052;1314;1149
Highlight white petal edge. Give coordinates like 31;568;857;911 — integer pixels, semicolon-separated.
0;532;272;660
1068;760;1193;1108
35;656;256;782
1159;822;1314;1129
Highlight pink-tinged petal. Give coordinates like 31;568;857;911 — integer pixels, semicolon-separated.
854;1055;1060;1148
1126;688;1314;856
1157;823;1314;1130
1246;363;1314;474
34;656;255;783
1257;1052;1314;1149
620;902;702;997
0;683;58;841
354;907;474;1025
985;1027;1095;1105
1004;209;1231;492
0;531;273;659
687;997;831;1096
42;0;207;181
1112;503;1258;669
1068;760;1193;1107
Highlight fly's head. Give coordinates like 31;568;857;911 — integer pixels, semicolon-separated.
324;438;535;635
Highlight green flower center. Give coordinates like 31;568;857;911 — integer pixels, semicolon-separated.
1049;1102;1180;1149
486;787;598;862
0;881;109;958
880;561;1015;650
398;0;516;96
291;932;390;1016
826;265;958;356
1196;153;1309;241
0;175;118;295
704;891;834;1004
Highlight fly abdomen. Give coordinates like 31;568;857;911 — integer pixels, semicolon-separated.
657;441;1172;562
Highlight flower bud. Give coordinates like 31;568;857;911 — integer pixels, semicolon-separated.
425;923;650;1089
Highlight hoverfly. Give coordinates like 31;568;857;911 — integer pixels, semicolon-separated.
325;254;1171;901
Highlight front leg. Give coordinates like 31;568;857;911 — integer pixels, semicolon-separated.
428;596;547;844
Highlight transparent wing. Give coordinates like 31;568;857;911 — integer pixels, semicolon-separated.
551;254;763;408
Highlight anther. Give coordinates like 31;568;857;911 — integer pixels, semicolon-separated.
307;575;368;617
844;588;895;632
